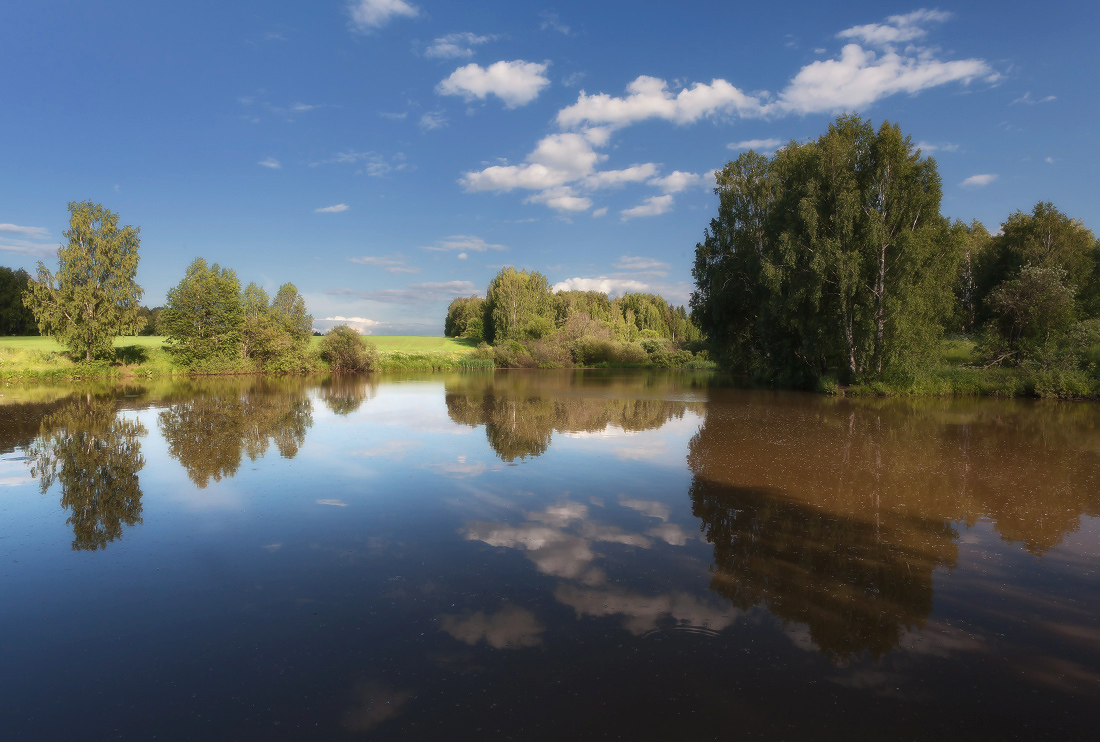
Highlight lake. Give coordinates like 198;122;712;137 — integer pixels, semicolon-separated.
1;371;1099;740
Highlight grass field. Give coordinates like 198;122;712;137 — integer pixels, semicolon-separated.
0;335;475;353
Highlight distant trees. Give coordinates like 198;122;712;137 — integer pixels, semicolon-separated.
0;267;38;335
444;295;485;340
23;201;144;360
692;115;963;383
485;267;553;343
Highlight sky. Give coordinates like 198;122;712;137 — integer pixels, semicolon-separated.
1;1;1097;335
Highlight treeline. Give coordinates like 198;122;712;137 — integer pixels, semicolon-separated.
692;114;1100;391
445;266;707;368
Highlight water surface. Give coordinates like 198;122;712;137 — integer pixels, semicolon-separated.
1;371;1098;739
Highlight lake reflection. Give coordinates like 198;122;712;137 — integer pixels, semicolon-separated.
1;372;1099;740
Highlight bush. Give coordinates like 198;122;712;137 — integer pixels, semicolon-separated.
320;326;379;373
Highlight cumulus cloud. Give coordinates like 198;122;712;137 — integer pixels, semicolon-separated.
775;43;995;114
425;32;495;59
558;75;764;130
348;0;419;32
960;173;997;187
315;203;349;213
438;60;551;108
620;195;674;220
647;170;711;194
591;207;608;218
419;235;507;252
727;138;782;152
837;8;952;47
326;281;478;305
461;10;993;217
258;157;281;169
552;277;650;296
348;255;420;274
314;316;385;334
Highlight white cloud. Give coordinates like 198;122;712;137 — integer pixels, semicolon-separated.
438;60;551;108
315;203;349;213
614;256;670;273
419;235;507;252
558;75;764;130
348;0;419;32
315;316;384;334
1011;91;1057;105
258;157;281;169
837;8;952;47
727;138;782;152
1045;157;1055;164
0;223;49;239
620;195;674;220
526;187;593;213
960;173;998;187
419;111;447;130
380;111;407;120
460;131;605;193
552;277;651;296
457;252;468;259
647;170;711;194
425;32;496;59
775;44;994;114
348;255;420;274
311;150;407;177
583;163;658;190
591;207;608;218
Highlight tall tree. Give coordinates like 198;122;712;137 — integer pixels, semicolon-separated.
160;258;244;363
23;201;144;360
484;267;552;344
692;115;962;382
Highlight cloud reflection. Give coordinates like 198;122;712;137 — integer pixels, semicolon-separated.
439;605;546;649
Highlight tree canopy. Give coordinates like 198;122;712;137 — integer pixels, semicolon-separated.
0;266;38;335
23;201;144;360
161;258;244;363
692;114;963;383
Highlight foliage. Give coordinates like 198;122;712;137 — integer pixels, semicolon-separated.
976;202;1099;320
135;305;163;336
24;201;144;360
242;282;314;371
161;258;244;365
692;114;962;384
444;295;486;340
951;221;992;334
0;266;38;335
27;397;146;550
319;325;379;373
984;265;1076;363
484;267;553;343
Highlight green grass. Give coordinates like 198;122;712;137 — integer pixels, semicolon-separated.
361;336;478;353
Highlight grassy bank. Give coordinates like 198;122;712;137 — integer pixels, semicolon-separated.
830;338;1100;399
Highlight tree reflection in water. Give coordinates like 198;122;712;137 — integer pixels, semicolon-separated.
157;378;314;487
320;374;378;417
28;397;146;551
687;390;1100;660
446;371;707;461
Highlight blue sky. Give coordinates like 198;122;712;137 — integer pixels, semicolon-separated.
2;1;1097;334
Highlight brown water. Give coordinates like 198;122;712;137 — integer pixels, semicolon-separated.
1;371;1098;739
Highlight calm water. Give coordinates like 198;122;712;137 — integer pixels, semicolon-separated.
1;371;1099;740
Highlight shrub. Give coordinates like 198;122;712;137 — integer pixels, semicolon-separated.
320;326;379;373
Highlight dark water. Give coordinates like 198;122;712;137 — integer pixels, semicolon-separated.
1;371;1099;740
